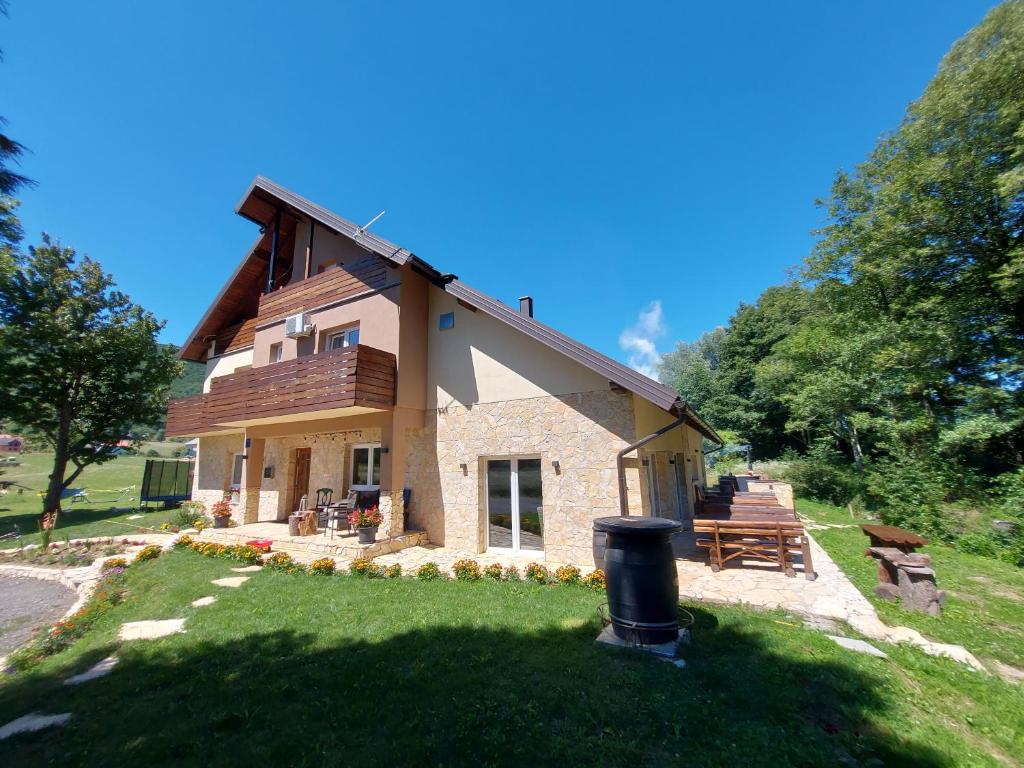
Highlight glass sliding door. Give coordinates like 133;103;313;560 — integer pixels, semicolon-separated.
486;457;544;553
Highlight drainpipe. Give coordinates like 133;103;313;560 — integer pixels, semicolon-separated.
265;207;282;294
616;416;687;516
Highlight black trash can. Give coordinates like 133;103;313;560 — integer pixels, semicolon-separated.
593;516;682;644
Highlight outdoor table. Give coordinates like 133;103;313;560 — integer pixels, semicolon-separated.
860;524;929;554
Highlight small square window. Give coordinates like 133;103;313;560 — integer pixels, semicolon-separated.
439;312;455;331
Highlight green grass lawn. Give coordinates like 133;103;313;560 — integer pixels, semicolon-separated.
799;498;1024;672
0;452;178;548
1;550;1022;767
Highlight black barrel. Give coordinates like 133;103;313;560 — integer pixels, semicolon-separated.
593;516;682;644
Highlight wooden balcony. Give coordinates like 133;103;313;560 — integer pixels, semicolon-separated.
165;345;396;437
257;256;391;326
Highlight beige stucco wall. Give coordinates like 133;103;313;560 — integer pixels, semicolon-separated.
287;220;394;285
405;389;638;567
426;288;608;410
204;348;253;392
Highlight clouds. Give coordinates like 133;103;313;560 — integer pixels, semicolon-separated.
618;300;666;380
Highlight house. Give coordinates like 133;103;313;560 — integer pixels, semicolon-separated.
167;177;721;566
0;435;24;453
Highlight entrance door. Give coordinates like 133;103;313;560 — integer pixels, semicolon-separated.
486;458;544;553
290;447;311;513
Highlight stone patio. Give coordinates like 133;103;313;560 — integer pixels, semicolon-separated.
198;522;426;560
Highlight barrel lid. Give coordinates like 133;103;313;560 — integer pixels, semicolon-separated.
593;516;682;536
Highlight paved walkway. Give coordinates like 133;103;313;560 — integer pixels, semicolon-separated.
0;573;77;656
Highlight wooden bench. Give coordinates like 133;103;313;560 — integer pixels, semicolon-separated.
694;518;817;580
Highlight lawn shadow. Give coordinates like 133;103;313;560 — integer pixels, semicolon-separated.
0;612;955;767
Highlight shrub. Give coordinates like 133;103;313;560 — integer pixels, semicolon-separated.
210;498;233;518
582;569;606;591
350;557;383;577
308;557;336;575
416;562;444;581
525;562;549;584
265;552;299;573
133;544;162;563
225;544;261;564
102;557;128;570
383;563;402;579
452;558;482;581
554;564;581;585
484;563;504;580
172;502;205;529
780;443;865;507
867;454;952;540
503;564;521;581
174;534;194;548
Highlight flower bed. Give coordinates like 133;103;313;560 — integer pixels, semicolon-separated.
1;538;142;568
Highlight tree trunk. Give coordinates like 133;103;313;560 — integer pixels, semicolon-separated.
41;408;72;533
848;419;865;473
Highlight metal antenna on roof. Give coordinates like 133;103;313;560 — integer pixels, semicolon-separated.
353;210;386;240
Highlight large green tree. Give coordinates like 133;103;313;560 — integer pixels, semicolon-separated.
0;239;181;528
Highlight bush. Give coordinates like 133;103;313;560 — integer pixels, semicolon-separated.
416;562;444;581
554;564;581;585
265;552;299;573
452;558;482;581
172;504;204;529
484;563;504;580
350;557;383;577
525;562;549;584
780;443;864;507
867;454;952;540
582;569;606;591
383;563;402;579
174;534;194;548
308;557;336;575
503;564;521;581
133;544;162;563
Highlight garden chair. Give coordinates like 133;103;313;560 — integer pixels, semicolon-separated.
326;491;358;539
314;488;333;530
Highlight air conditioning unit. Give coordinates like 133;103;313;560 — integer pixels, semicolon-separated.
284;312;313;338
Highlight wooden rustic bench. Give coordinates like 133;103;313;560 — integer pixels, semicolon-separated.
694;518;817;580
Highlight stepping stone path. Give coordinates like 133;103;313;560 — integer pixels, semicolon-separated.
118;618;186;641
212;576;249;588
191;596;217;607
65;656;118;685
827;635;888;658
0;712;71;740
230;565;263;573
127;515;143;520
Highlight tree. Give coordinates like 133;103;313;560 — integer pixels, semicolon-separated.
0;1;34;247
0;239;181;530
658;327;726;415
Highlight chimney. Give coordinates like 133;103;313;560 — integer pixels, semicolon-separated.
519;296;534;318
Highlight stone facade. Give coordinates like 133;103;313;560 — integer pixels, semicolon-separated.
192;433;243;519
404;389;639;567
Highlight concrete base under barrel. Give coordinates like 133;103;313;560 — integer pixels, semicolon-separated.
595;624;689;661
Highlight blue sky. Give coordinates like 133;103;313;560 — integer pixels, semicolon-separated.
2;1;998;374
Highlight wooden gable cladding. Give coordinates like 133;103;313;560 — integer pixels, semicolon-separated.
214;317;258;355
256;256;391;326
163;345;396;436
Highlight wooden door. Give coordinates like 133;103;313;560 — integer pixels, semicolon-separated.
290;447;311;512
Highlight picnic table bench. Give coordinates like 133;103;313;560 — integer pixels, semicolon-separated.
694;516;817;580
860;524;928;554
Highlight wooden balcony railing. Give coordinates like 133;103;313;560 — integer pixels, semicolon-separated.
165;344;396;437
257;256;391;326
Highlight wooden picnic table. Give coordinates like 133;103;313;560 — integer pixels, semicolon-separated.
860;524;928;553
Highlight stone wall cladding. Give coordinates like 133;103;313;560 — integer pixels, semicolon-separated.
193;434;243;521
257;429;382;521
404;389;637;567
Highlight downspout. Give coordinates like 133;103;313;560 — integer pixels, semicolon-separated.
616;416;687;516
265;207;282;294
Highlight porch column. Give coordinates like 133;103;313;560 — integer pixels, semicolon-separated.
239;434;265;525
378;408;424;538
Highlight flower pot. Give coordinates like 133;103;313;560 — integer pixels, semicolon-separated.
214;515;231;529
357;525;378;544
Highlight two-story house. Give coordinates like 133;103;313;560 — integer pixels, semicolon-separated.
167;177;720;566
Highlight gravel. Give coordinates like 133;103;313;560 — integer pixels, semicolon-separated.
0;574;77;656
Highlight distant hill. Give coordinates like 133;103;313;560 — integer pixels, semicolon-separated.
170;351;205;399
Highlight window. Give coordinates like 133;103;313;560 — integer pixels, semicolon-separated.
350;443;381;490
327;325;360;351
439;311;455;331
270;342;283;363
229;453;244;504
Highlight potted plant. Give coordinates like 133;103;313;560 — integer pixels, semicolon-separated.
211;497;233;528
349;504;383;544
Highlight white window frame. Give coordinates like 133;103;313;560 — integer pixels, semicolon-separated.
327;325;360;351
270;342;283;363
349;443;381;491
484;454;544;554
229;452;244;504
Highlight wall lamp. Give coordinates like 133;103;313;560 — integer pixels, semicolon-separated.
551;460;561;475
